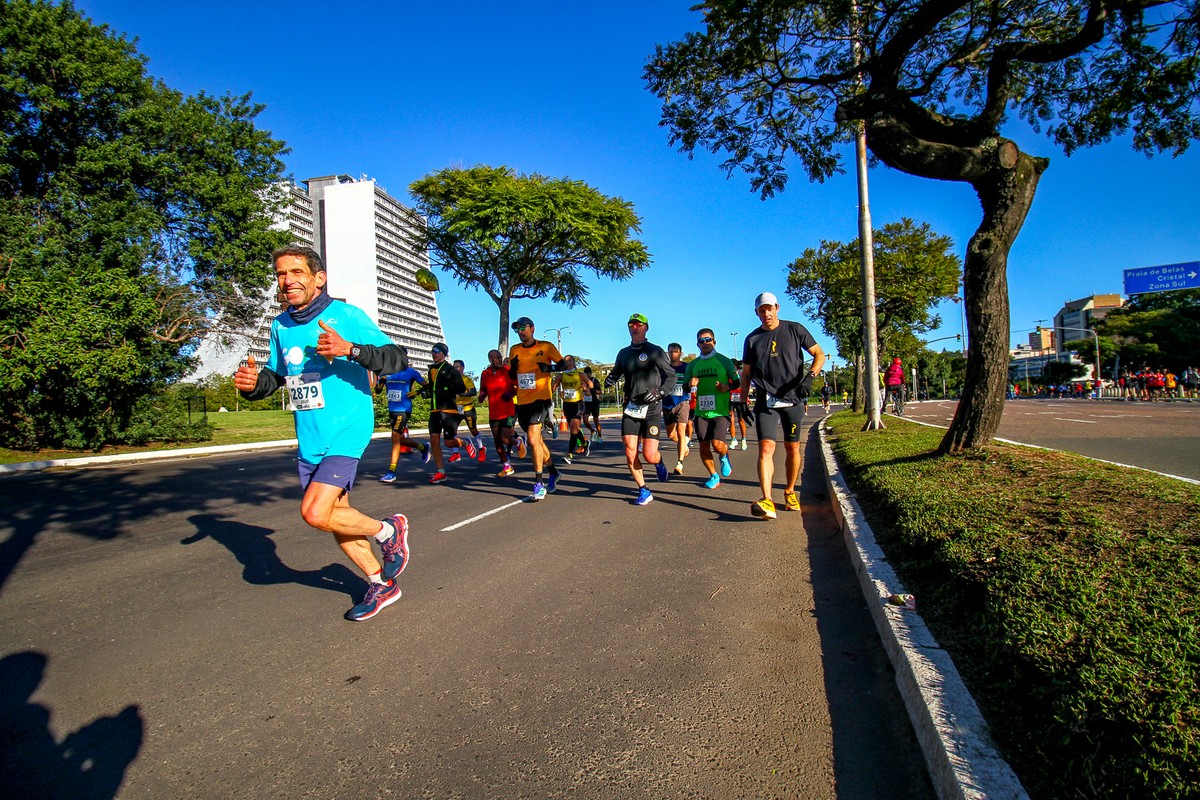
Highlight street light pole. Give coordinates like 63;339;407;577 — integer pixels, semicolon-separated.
1053;324;1101;390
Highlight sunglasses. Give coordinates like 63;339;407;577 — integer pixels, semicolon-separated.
628;321;646;327
697;337;715;343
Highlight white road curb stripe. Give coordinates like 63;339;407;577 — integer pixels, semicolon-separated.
440;500;524;532
819;419;1029;800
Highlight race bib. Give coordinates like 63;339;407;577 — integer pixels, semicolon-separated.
386;389;405;403
287;373;325;411
623;402;649;419
563;388;580;401
697;394;716;412
766;392;794;409
456;404;465;414
671;383;684;396
730;390;742;403
518;372;537;390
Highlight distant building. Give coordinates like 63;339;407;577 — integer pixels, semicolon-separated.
1009;345;1086;383
193;174;444;379
1028;327;1055;351
1053;294;1122;349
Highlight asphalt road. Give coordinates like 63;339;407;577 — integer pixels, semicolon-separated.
0;417;934;799
902;397;1200;481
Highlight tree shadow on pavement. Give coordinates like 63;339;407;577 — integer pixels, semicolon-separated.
0;452;296;593
0;651;144;800
800;419;936;799
182;513;362;600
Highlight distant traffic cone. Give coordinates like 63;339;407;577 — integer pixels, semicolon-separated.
398;427;411;454
559;416;568;433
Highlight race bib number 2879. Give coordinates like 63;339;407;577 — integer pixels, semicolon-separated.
287;373;325;411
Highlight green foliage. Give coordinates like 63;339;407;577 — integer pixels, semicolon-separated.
0;0;289;449
785;217;961;362
371;384;430;429
826;413;1200;799
408;165;651;350
1092;305;1200;373
117;387;214;447
1040;359;1088;384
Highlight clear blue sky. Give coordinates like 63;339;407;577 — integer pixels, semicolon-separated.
78;1;1200;375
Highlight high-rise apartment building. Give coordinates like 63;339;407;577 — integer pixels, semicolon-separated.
193;174;444;378
1053;294;1122;349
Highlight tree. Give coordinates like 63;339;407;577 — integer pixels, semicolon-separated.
785;218;960;410
645;0;1200;453
408;165;651;351
0;0;289;449
1091;305;1200;373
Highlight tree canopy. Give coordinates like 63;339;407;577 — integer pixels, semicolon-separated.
408;165;651;351
786;218;961;406
646;0;1200;452
0;0;289;448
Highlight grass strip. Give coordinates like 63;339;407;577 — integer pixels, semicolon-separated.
824;411;1199;799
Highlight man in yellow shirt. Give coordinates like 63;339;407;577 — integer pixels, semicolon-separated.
509;317;565;501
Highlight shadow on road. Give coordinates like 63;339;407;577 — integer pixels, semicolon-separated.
799;419;936;799
0;651;143;800
182;513;362;599
0;455;295;592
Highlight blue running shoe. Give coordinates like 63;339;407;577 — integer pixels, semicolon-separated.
720;454;732;478
379;514;410;581
635;487;654;506
379;471;397;484
529;482;547;502
420;444;432;465
655;460;668;483
345;580;401;621
547;471;559;493
704;473;721;489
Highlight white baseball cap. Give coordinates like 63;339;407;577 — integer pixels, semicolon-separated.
754;292;779;308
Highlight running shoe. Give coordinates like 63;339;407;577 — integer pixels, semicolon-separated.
704;474;721;490
516;436;528;459
345;579;402;622
530;482;547;502
720;454;732;478
379;514;410;581
583;440;592;457
635;486;654;506
448;452;462;463
549;422;558;439
464;441;477;459
497;464;515;477
590;430;600;443
547;471;559;493
476;445;487;462
420;444;432;465
673;460;684;475
739;439;748;451
750;497;777;520
429;471;447;484
655;460;669;483
379;471;397;484
563;453;573;466
783;490;800;512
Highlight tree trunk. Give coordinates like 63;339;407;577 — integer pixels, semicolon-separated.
497;296;511;353
940;149;1048;453
852;352;865;412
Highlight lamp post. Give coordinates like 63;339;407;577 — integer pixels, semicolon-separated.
951;294;967;356
1049;324;1101;390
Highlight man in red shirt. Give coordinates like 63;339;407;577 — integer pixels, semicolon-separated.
477;349;525;477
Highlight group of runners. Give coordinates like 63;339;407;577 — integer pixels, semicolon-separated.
236;245;825;622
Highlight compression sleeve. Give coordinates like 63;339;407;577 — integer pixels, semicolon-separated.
351;343;408;375
240;368;282;401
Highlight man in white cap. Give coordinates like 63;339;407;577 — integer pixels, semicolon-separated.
740;292;826;520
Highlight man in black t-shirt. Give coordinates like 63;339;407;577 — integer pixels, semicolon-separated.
740;292;826;520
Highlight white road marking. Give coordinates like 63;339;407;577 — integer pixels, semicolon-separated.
1053;418;1097;424
441;499;524;531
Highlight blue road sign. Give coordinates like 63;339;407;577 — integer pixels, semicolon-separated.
1123;261;1200;295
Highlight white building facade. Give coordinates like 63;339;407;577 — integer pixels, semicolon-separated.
193;174;444;378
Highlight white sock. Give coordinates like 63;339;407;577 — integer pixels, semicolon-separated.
475;435;484;448
368;571;385;585
372;520;391;543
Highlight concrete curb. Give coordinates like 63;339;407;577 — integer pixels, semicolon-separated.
817;419;1029;800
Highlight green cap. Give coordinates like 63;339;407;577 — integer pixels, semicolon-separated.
628;313;648;325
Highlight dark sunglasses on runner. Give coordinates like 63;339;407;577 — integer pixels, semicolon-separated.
697;337;714;343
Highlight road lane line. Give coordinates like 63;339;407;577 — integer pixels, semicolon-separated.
441;499;524;531
1053;418;1097;424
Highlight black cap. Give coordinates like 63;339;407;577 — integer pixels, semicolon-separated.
431;342;449;355
511;316;534;331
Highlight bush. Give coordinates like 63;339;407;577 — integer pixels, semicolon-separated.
825;412;1199;799
117;391;214;446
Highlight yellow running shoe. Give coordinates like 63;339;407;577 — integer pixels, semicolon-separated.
750;497;777;520
784;490;800;511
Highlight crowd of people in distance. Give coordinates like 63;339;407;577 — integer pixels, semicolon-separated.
1006;366;1200;401
236;245;828;622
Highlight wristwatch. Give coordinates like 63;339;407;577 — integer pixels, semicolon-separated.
349;344;362;362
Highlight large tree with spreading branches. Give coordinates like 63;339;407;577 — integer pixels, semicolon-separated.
645;0;1200;452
